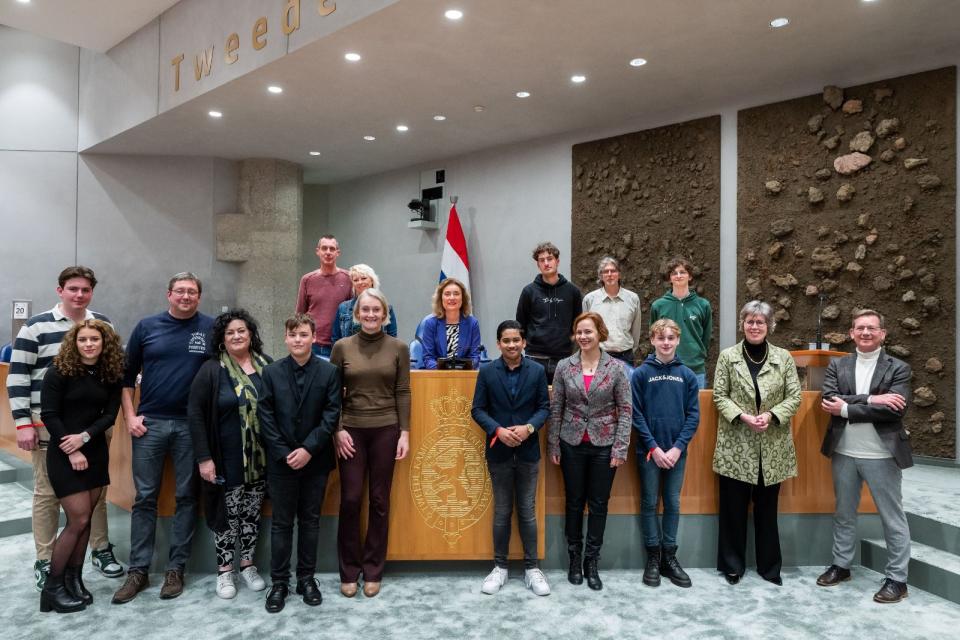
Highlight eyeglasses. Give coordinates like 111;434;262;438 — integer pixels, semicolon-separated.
170;288;199;297
671;270;688;277
600;269;619;275
744;319;767;327
853;326;882;333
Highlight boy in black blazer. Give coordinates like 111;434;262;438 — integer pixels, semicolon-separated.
258;314;341;613
471;320;551;596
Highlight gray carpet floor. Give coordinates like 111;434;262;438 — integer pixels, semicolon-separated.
3;532;960;640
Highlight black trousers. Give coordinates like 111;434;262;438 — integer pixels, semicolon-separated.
716;466;782;579
560;440;618;557
268;470;329;583
526;355;562;384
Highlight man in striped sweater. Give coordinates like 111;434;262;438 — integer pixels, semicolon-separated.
7;266;124;591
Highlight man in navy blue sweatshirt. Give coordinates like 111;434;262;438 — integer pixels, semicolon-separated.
113;273;214;604
631;318;700;589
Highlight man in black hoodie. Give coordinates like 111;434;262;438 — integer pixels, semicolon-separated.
516;242;583;383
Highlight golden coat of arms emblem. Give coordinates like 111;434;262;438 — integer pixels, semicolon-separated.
410;388;491;544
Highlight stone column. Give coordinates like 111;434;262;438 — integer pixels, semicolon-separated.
217;159;302;356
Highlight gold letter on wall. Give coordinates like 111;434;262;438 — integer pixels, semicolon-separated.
224;33;239;64
252;17;268;50
171;53;184;92
283;0;301;35
194;46;214;81
317;0;336;17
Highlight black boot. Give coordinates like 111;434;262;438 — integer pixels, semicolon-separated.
567;544;583;585
584;555;603;591
65;565;93;605
660;545;692;588
40;574;86;613
643;546;661;587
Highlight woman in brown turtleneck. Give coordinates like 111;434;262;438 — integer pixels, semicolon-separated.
330;288;410;599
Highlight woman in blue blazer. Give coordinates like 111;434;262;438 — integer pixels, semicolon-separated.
421;278;481;369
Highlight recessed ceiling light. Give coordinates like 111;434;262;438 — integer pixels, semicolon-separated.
444;9;463;20
473;105;485;112
267;85;283;94
396;124;409;132
363;135;376;141
571;74;586;83
309;151;321;156
16;0;31;5
208;110;222;118
433;115;446;121
629;58;647;67
515;91;531;98
770;17;789;28
344;52;362;62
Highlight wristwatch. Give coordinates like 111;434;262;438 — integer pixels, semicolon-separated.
525;424;535;435
81;432;91;444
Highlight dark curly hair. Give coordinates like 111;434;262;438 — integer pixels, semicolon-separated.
53;319;125;383
211;309;265;356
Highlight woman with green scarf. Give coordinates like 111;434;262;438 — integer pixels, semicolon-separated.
188;309;272;600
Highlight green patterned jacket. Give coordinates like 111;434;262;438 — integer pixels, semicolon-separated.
712;341;801;486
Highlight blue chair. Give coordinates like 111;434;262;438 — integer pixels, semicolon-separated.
0;343;12;363
409;314;433;370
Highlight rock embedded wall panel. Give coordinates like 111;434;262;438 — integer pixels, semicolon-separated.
737;67;956;458
571;116;722;376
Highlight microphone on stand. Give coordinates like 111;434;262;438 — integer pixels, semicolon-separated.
815;294;827;350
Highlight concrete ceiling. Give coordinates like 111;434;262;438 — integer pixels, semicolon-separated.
67;1;960;183
0;0;179;52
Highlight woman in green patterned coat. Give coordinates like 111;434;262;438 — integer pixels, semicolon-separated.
712;300;801;587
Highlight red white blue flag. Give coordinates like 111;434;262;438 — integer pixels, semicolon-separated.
439;204;470;294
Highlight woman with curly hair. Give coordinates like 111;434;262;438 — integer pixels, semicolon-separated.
39;319;124;612
188;309;272;599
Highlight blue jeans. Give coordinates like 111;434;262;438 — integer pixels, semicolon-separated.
637;450;688;548
695;373;707;390
129;418;198;572
488;457;539;569
311;344;331;358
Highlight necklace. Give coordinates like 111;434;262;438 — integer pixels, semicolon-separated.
581;355;600;375
743;343;768;365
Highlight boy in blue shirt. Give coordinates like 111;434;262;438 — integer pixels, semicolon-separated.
631;318;700;588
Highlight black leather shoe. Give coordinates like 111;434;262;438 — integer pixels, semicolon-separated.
64;565;93;605
584;556;602;591
265;582;289;613
724;573;740;585
660;546;691;588
568;546;583;585
296;577;323;606
873;577;908;603
817;565;851;587
763;575;783;586
643;546;661;587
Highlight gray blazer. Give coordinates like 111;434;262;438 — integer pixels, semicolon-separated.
820;349;913;469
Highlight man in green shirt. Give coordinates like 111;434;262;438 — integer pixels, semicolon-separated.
649;256;713;389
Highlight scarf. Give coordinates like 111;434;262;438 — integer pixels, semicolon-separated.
221;351;268;484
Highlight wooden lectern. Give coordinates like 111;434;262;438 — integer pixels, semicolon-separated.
790;349;849;391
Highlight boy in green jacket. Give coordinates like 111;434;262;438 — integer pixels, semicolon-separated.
649;256;713;388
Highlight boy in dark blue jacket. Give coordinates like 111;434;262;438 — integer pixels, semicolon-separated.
631;318;700;588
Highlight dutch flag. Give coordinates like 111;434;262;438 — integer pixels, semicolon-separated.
439;204;471;294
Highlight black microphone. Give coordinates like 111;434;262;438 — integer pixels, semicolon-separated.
816;294;827;349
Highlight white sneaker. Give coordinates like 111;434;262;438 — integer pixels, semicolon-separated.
524;568;551;596
481;566;508;595
216;571;237;599
239;565;266;591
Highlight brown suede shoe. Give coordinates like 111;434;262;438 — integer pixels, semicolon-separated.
112;571;149;604
340;582;358;598
159;569;185;599
363;581;381;597
816;565;852;587
873;577;908;603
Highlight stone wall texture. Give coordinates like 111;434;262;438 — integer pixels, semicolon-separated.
571;116;722;377
737;67;956;458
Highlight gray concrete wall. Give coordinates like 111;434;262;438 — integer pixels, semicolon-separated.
301;183;331;277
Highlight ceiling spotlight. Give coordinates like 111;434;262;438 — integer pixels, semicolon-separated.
267;85;283;94
433;115;447;121
770;17;789;28
515;91;531;98
444;9;463;20
473;105;485;112
571;74;586;83
396;124;409;132
344;52;362;62
208;110;223;118
363;135;376;141
629;58;647;67
16;0;31;4
309;151;321;156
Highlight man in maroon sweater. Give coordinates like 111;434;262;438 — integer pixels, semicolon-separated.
296;235;352;357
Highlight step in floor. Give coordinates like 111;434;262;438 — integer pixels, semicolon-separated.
862;537;960;605
0;482;33;538
903;464;960;529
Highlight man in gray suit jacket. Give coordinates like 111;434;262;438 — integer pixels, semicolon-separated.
817;308;912;604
